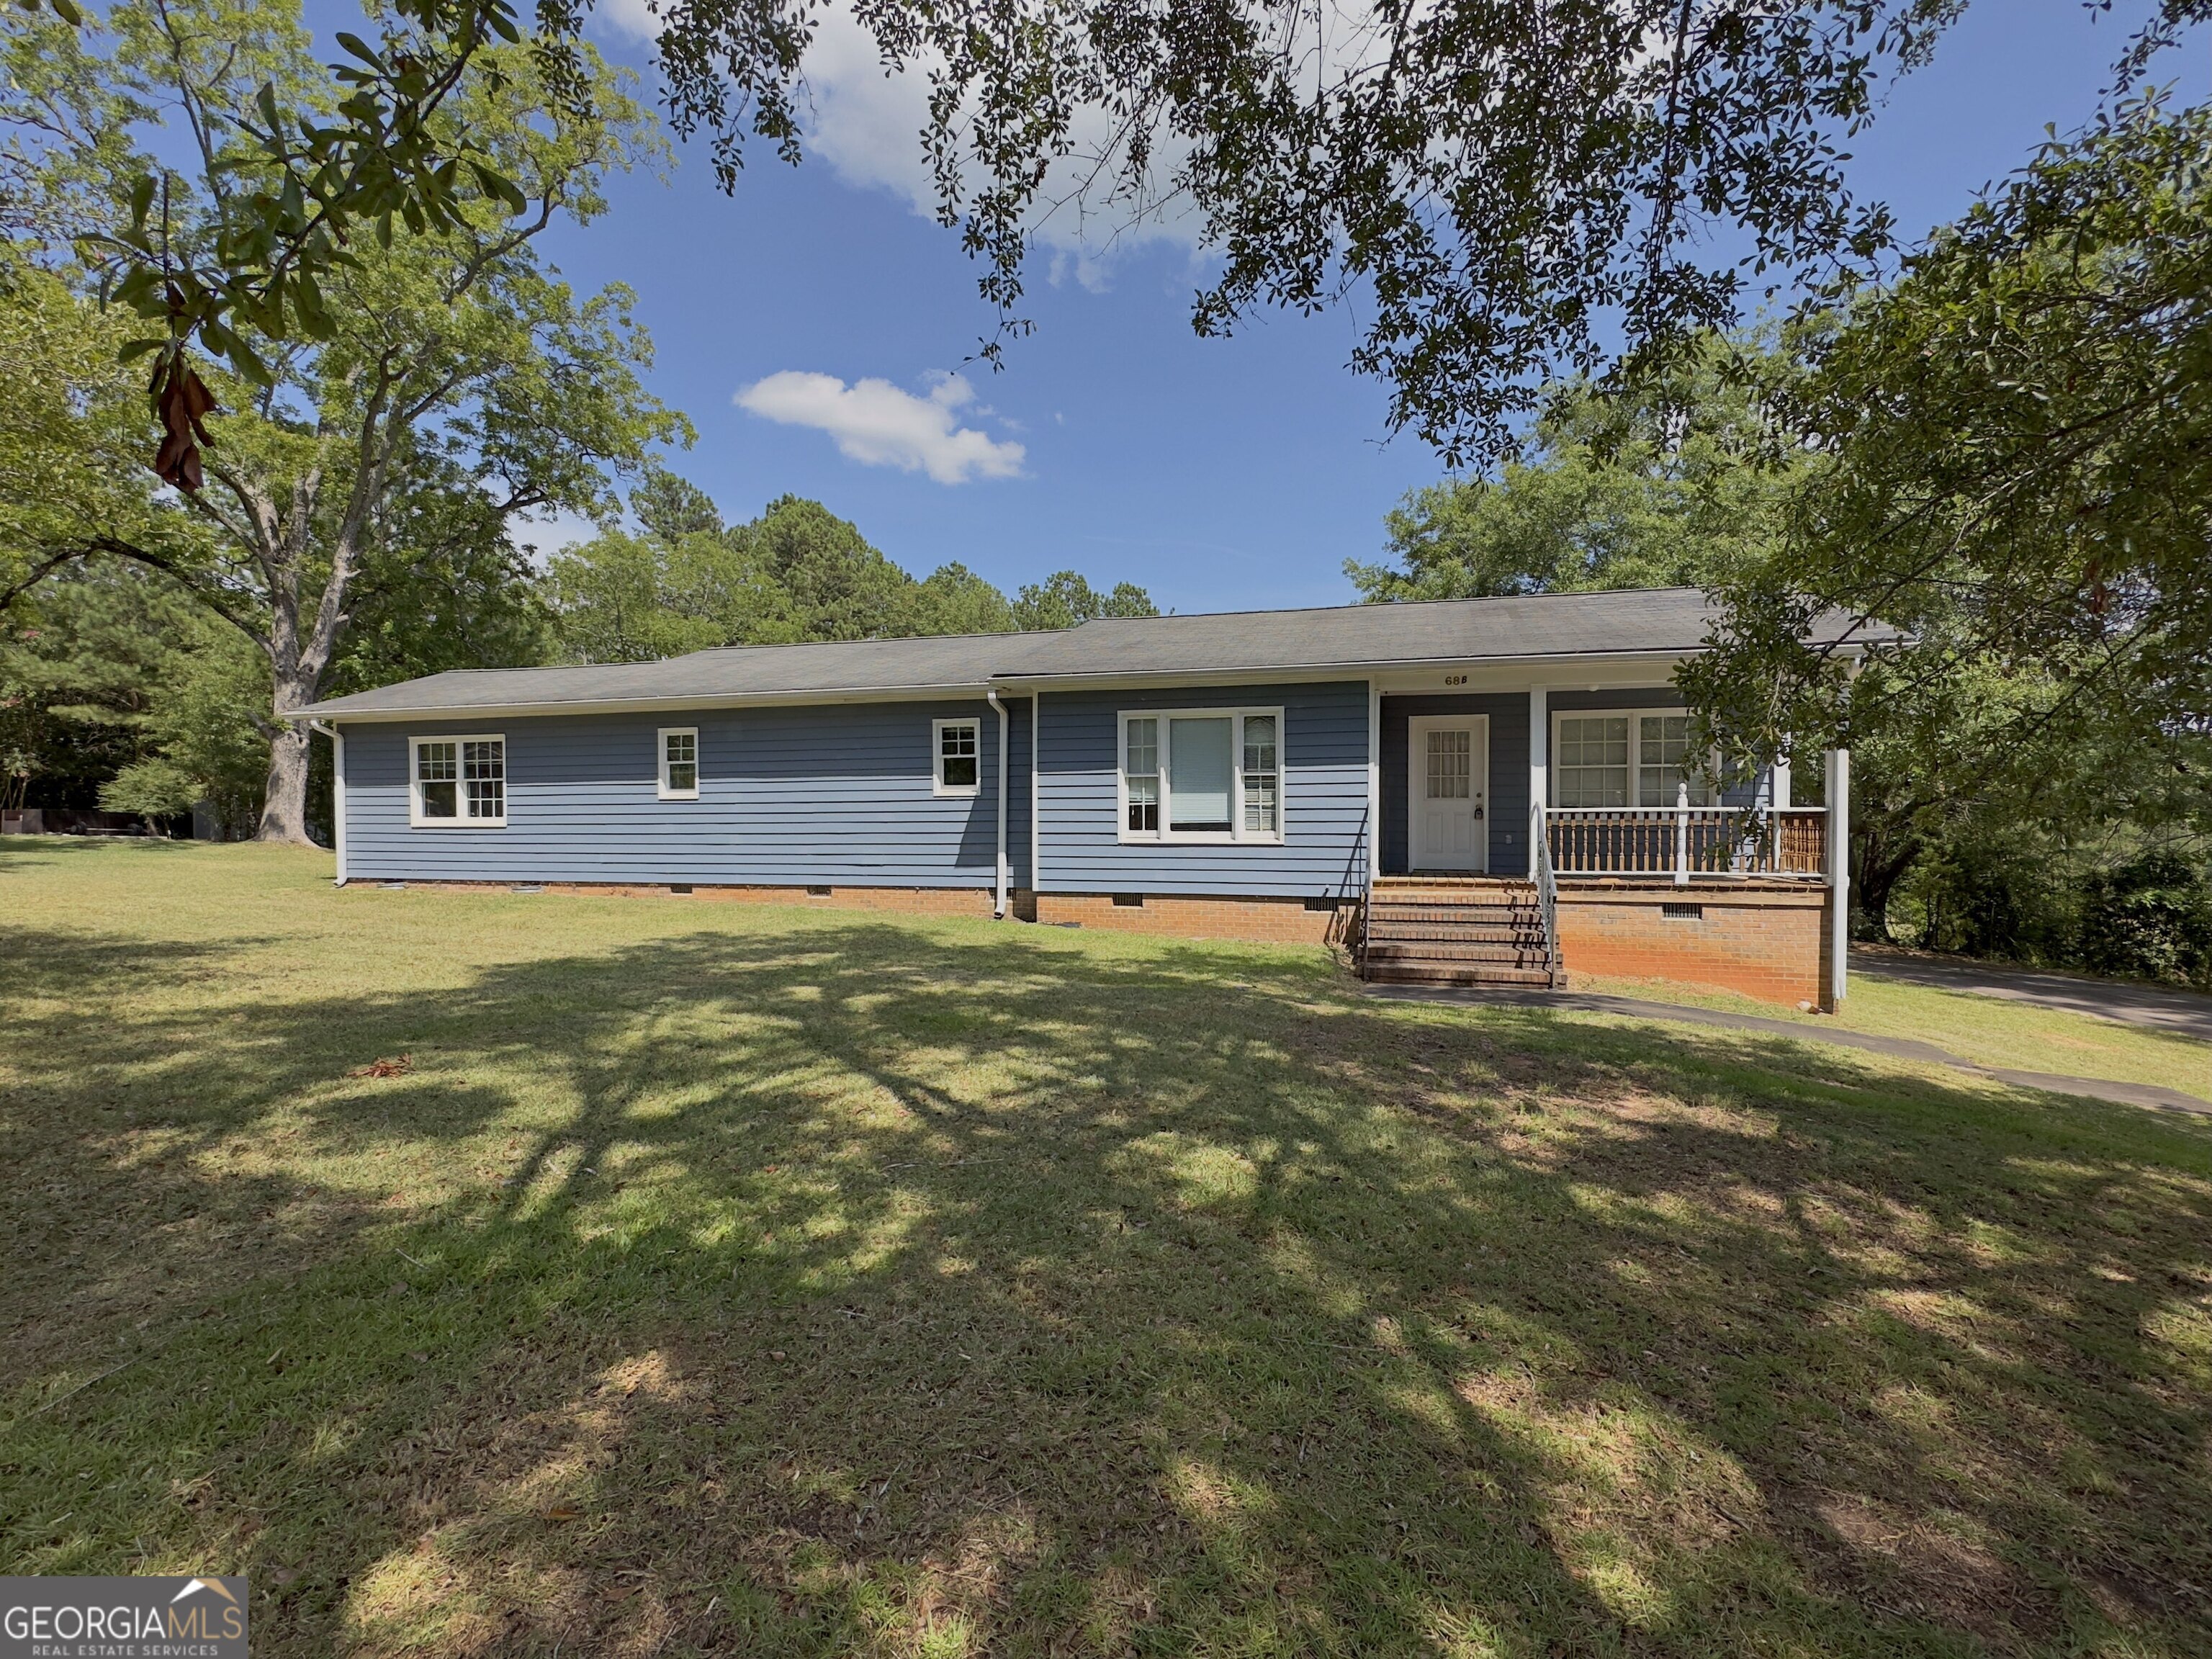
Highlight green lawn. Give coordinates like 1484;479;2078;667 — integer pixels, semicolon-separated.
4;837;2211;1658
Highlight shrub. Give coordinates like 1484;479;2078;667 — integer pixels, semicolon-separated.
2077;852;2212;987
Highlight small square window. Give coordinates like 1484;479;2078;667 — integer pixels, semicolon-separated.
934;719;981;795
659;727;699;799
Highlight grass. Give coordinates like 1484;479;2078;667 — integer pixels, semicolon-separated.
1568;970;2212;1102
1;836;2209;1658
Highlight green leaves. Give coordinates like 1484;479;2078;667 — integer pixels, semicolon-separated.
644;0;1976;467
61;0;570;484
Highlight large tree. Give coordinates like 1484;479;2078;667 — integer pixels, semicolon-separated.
1346;343;1805;602
1687;90;2212;825
46;0;2134;479
1;0;683;840
548;476;1157;659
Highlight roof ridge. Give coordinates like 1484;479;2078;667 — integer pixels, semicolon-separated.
1064;586;1707;626
683;626;1067;658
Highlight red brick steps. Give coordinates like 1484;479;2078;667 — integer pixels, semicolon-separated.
1359;876;1560;989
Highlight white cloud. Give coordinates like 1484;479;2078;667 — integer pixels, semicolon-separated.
593;0;1202;280
595;0;658;43
797;6;1202;281
508;504;603;566
735;371;1026;484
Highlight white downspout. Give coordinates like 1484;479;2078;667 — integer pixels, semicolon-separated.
986;690;1010;918
307;719;346;886
1030;693;1043;904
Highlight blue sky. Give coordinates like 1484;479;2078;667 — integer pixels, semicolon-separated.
517;1;2201;615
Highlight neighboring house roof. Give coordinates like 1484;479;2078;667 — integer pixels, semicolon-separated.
298;587;1881;719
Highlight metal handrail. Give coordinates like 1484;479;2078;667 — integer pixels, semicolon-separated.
1531;802;1560;986
1328;806;1372;967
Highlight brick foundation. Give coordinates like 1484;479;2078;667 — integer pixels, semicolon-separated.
1555;879;1832;1008
351;878;1001;919
1035;891;1353;945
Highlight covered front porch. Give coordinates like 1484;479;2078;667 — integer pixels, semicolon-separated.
1365;685;1848;1007
1375;687;1833;885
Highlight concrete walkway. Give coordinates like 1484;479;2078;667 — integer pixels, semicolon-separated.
1363;984;2212;1116
1851;944;2212;1041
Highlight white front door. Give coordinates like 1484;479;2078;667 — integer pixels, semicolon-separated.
1409;716;1488;871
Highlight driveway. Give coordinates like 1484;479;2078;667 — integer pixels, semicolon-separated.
1852;944;2212;1042
1366;984;2212;1115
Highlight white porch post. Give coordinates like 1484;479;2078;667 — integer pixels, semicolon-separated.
1825;747;1851;1006
1367;680;1382;884
1527;685;1547;878
1772;755;1792;809
1674;778;1691;886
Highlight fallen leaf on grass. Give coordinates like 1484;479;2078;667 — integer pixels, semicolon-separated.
540;1504;580;1523
350;1055;413;1079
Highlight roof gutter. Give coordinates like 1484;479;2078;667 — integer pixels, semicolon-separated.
295;680;1002;724
985;689;1010;919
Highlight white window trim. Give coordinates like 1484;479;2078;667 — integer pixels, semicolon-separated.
1549;709;1714;809
657;726;700;801
408;732;508;828
1117;706;1287;845
932;717;982;797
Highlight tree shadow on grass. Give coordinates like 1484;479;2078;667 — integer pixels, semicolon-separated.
3;913;2211;1657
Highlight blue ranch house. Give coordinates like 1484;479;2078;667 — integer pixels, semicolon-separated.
299;588;1857;1008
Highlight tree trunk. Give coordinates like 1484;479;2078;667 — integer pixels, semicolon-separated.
1853;820;1920;942
257;719;317;843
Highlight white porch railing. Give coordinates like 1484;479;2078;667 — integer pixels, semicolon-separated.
1544;796;1828;884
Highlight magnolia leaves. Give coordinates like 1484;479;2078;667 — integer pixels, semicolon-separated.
71;0;548;488
149;353;217;493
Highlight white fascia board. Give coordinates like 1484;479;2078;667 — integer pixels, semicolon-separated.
297;682;999;724
1369;656;1699;696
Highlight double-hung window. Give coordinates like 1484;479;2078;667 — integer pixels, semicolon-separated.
933;719;981;796
659;727;699;799
1553;711;1711;808
1119;708;1285;843
410;734;505;827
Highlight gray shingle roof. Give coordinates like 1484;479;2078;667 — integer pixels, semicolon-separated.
300;588;1881;719
999;587;1727;680
299;630;1064;718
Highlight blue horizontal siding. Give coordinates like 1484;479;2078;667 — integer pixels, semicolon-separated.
341;701;1025;888
1036;681;1371;899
